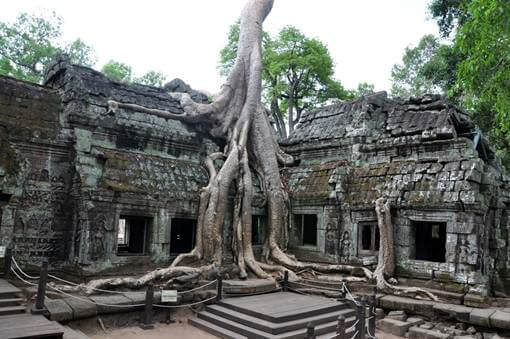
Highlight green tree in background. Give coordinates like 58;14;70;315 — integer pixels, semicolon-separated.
455;0;510;165
0;11;96;83
101;60;133;83
219;23;350;138
352;82;376;97
101;60;167;87
134;70;167;87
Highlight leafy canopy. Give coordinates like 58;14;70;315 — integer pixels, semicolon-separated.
219;23;349;138
0;11;96;83
101;60;167;87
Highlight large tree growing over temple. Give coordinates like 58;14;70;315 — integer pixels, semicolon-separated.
71;0;435;300
219;22;350;139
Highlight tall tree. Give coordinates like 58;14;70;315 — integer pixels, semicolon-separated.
390;35;447;98
455;0;510;165
69;0;436;302
0;11;96;83
428;0;472;37
219;23;349;138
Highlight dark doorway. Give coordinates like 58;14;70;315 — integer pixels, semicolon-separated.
294;214;318;246
413;220;447;262
252;215;266;245
117;216;151;256
359;223;380;256
170;218;196;254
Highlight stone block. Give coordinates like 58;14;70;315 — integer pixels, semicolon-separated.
489;311;510;330
409;326;452;339
45;299;73;322
388;310;408;321
378;295;435;317
89;294;134;314
377;318;413;336
469;308;496;328
408;317;426;327
63;296;97;320
464;293;488;308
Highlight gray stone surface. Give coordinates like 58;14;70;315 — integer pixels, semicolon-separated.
379;295;434;317
388;310;408;321
433;303;473;322
378;318;412;336
489;310;510;330
469;308;496;328
62;296;97;320
409;326;452;339
45;299;73;322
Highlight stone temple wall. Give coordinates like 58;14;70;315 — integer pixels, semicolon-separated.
1;61;510;296
281;92;510;296
0;59;221;275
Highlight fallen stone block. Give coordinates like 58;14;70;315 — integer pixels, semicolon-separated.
409;326;452;339
408;317;426;327
379;295;435;317
45;299;73;322
376;308;385;320
63;296;97;320
388;310;408;321
377;318;413;337
489;311;510;330
470;308;496;328
433;303;473;322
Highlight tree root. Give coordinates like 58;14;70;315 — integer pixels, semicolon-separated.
70;0;438;303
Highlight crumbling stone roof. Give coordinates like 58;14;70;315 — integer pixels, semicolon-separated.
282;92;509;210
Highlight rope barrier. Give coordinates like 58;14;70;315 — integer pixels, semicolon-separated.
346;320;359;332
10;267;38;287
12;256;217;297
10;261;218;310
153;295;217;308
291;281;342;292
298;277;343;286
342;283;361;306
12;257;39;280
224;287;283;298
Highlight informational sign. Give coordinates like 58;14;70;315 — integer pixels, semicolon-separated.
0;246;5;258
161;290;178;303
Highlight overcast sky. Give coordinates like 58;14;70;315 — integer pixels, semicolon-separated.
1;1;439;93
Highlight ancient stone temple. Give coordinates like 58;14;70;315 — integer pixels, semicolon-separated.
1;59;509;298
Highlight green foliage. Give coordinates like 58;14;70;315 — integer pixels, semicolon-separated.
101;61;167;87
0;11;96;83
219;23;349;137
101;60;133;83
353;82;376;98
390;35;446;98
428;0;472;37
134;70;167;87
455;0;510;165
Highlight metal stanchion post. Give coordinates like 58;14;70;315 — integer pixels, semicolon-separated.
306;322;316;339
3;248;12;279
283;270;288;292
337;314;346;339
31;258;48;315
216;276;223;302
140;283;154;330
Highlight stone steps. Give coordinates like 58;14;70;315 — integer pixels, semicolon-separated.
190;292;359;339
206;303;356;335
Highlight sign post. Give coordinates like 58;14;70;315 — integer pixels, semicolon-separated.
161;290;179;324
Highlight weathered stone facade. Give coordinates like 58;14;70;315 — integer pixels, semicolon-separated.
1;61;509;296
281;93;510;296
